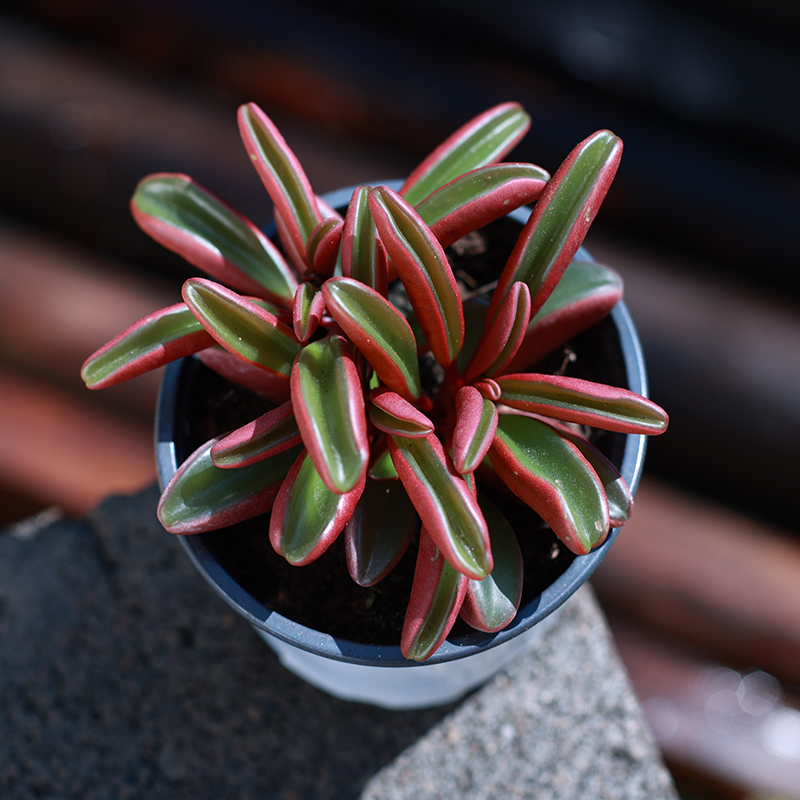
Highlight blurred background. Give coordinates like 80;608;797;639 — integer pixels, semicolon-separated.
1;1;799;796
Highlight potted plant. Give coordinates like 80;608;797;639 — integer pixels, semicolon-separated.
82;101;667;708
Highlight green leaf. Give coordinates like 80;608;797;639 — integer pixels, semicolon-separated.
158;438;300;534
342;185;387;294
401;529;468;661
451;386;499;474
400;102;531;206
490;413;609;554
388;434;492;579
368;389;434;438
369;186;464;367
461;493;523;632
290;335;369;494
81;303;213;389
345;477;418;586
415;163;549;248
322;276;421;401
506;259;624;371
292;282;326;342
269;450;365;565
488;130;623;322
131;173;297;305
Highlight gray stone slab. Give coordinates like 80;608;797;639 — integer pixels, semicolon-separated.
0;487;677;799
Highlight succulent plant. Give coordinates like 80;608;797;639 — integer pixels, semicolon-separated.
82;101;668;661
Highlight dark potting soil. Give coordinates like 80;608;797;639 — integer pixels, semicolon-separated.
174;215;628;646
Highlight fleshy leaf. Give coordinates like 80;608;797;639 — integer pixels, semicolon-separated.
488;130;623;322
369;186;464;367
210;400;301;468
292;282;326;342
341;185;387;294
131;173;297;305
345;477;418;586
463;281;531;382
195;347;291;403
473;378;502;402
322;276;421;401
415;163;549;248
81;303;213;389
490;413;609;554
368;438;399;480
269;449;365;565
183;278;300;376
290;335;369;494
400;102;531;206
461;493;523;632
306;217;344;277
237;102;322;268
451;386;499;474
506;259;624;370
497;373;669;435
388;433;492;580
401;528;469;661
369;389;434;438
158;437;300;534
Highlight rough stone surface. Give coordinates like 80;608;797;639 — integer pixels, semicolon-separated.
0;487;677;799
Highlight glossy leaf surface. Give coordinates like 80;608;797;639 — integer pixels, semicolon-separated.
388;434;492;580
490;413;609;554
291;335;369;494
322;276;421;401
369;186;464;367
131;173;297;305
292;282;326;342
345;477;417;586
415;163;548;248
401;529;469;661
489;130;623;322
497;373;669;434
451;386;499;475
400;102;531;205
507;259;624;370
238;102;322;266
342;185;388;294
269;450;365;565
183;278;300;376
81;303;213;389
306;217;343;277
461;493;523;632
158;438;300;534
368;389;434;438
210;401;301;468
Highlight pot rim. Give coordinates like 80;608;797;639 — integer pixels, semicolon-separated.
155;184;649;668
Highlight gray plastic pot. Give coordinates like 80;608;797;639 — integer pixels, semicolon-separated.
155;186;649;709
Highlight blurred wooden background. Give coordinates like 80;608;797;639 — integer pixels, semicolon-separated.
1;2;799;797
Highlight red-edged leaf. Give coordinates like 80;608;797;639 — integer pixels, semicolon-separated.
345;477;418;586
183;278;300;376
322;276;421;401
401;528;469;661
341;185;388;294
461;493;523;632
497;373;669;435
388;433;492;580
81;303;213;389
368;436;399;480
290;335;369;494
506;259;624;370
131;173;297;305
306;216;343;277
463;281;531;382
400;102;531;206
415;163;549;248
292;282;326;342
269;449;365;565
369;186;464;367
157;437;300;534
368;389;434;438
451;386;499;474
237;102;322;268
490;413;609;554
488;130;623;323
195;347;291;403
210;400;301;468
473;378;502;402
